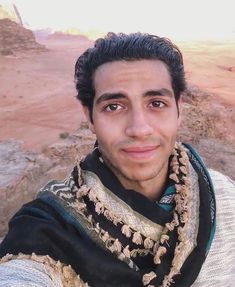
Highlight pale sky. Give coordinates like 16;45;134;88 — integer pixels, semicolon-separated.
1;0;235;40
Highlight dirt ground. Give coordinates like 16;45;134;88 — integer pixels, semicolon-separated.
0;37;92;150
181;40;235;106
0;37;235;155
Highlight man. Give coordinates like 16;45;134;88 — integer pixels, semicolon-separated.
0;32;234;287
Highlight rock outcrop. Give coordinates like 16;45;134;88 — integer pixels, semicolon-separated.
0;139;54;236
178;86;235;179
0;18;45;55
0;126;95;237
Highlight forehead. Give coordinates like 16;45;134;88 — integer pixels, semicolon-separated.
93;59;172;95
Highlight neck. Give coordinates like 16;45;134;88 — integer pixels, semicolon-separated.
119;165;168;201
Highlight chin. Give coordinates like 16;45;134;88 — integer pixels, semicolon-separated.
123;168;162;182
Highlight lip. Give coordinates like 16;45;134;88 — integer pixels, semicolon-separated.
121;145;159;160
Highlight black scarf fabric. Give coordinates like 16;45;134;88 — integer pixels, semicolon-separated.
0;143;216;287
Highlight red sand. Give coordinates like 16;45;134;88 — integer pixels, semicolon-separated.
0;38;235;151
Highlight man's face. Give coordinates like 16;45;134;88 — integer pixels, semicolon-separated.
84;59;181;187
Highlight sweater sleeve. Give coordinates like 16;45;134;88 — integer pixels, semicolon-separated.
0;255;89;287
0;258;62;287
192;170;235;287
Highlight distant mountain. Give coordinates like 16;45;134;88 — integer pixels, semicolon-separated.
0;18;46;55
0;1;47;55
47;31;89;42
33;28;53;41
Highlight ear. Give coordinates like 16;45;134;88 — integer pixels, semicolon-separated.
177;96;183;127
82;105;95;133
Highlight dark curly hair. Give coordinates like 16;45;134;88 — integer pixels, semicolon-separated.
75;32;186;120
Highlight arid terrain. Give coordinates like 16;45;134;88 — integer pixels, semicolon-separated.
0;34;235;237
0;35;92;150
1;37;235;150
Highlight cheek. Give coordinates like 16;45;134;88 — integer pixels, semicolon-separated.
93;114;124;137
93;120;120;149
167;123;179;141
155;116;179;142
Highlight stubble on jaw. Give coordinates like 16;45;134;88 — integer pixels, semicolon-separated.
98;144;169;195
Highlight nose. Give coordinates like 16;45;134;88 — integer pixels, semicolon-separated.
125;108;154;139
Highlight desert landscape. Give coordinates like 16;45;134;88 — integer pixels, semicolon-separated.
1;35;235;149
0;17;235;237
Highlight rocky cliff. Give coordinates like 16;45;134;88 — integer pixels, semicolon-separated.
0;18;45;55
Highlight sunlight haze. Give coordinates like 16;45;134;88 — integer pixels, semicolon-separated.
1;0;235;40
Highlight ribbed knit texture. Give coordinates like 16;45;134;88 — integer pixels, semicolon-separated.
192;170;235;287
0;258;63;286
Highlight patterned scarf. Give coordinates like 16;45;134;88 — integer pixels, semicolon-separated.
71;142;216;286
0;142;216;287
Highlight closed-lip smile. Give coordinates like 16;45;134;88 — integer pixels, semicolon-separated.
121;145;159;159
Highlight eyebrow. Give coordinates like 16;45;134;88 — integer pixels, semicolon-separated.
95;88;174;105
144;88;174;98
95;93;126;105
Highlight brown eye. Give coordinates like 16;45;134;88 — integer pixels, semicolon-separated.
105;104;121;111
150;101;165;108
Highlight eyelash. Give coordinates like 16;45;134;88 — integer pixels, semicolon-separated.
149;100;166;108
103;100;166;112
103;103;123;112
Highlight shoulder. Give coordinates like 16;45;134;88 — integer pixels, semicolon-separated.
193;170;235;286
208;169;235;232
208;169;235;212
209;169;235;191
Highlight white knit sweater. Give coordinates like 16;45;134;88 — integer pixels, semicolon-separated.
192;170;235;287
0;170;234;287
